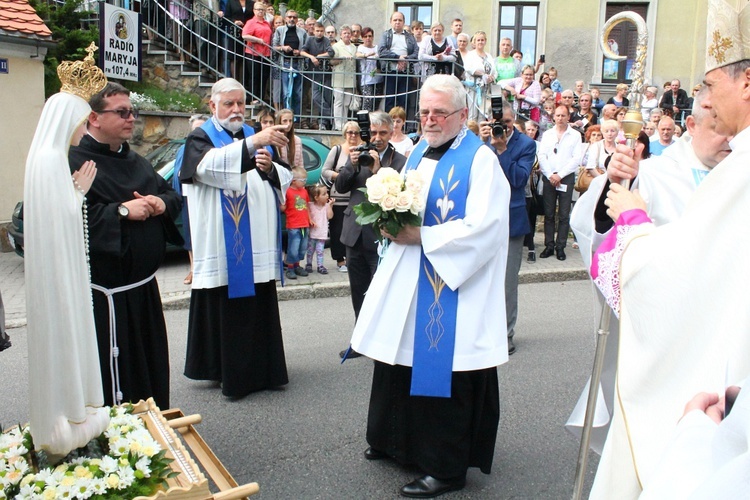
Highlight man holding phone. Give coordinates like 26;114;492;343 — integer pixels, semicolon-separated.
479;98;536;355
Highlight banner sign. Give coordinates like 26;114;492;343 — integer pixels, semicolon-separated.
100;2;142;82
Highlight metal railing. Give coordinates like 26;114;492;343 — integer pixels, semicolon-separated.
131;0;491;130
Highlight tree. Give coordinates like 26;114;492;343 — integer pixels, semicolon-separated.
29;0;99;97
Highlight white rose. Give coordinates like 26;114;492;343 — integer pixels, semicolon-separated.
410;193;426;214
405;171;424;193
367;182;387;203
395;191;412;212
380;195;398;211
386;177;403;196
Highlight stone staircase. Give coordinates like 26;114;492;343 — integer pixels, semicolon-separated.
141;38;215;101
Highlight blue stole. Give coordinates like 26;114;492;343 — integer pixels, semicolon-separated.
172;145;185;195
201;120;257;299
405;128;483;398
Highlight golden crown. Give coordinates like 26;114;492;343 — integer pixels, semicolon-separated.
58;42;108;101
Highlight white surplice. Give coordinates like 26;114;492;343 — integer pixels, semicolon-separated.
640;377;750;499
350;143;510;371
24;92;109;456
183;138;293;289
567;137;711;453
589;126;750;498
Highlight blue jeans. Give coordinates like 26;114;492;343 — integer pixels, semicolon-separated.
285;228;309;265
281;59;303;118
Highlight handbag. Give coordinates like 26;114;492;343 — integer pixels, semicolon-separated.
348;96;361;112
574;142;604;193
319;145;342;190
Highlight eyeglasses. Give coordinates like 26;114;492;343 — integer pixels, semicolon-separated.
287;15;297;19
98;108;139;119
345;130;358;135
418;108;462;122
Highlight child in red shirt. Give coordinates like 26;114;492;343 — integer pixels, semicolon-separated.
282;167;312;279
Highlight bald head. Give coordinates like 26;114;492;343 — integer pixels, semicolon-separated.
657;116;675;145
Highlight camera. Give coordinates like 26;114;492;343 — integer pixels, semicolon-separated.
490;95;507;137
354;110;377;168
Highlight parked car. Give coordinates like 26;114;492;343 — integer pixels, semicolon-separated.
6;136;330;258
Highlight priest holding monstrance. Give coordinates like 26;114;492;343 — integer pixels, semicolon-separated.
348;74;510;498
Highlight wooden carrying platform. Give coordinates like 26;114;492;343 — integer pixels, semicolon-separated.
132;399;259;500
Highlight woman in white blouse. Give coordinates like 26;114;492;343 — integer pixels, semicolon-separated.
586;119;619;176
462;30;496;120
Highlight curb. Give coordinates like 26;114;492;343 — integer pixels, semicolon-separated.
5;268;588;329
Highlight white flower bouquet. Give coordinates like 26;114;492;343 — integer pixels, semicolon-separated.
353;167;425;243
0;406;175;499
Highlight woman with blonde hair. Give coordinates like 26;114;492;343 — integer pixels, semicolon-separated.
320;121;362;271
462;30;496;120
607;82;630;107
277;108;304;168
586;119;619;177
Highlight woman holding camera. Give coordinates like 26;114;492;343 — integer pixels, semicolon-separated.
321;121;362;272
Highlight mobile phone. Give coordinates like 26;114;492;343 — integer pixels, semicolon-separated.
540;54;545;63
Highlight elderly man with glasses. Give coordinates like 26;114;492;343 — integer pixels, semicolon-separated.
68;82;183;409
347;75;510;498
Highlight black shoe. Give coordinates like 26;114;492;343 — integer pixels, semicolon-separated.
400;475;466;498
339;348;363;359
540;247;554;258
364;447;387;460
527;251;536;263
508;337;516;355
0;338;11;352
556;248;566;261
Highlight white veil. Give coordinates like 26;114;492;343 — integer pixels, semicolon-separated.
24;92;109;457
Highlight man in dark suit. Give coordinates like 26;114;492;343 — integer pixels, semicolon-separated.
659;79;690;117
335;111;407;358
479;103;536;355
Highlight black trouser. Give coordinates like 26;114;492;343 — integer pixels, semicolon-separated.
345;240;378;320
542;173;574;250
524;197;536;250
244;55;270;102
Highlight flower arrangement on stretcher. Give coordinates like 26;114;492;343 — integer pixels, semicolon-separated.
353;167;425;243
0;406;176;499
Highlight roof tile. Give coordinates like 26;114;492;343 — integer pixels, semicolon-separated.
0;0;52;38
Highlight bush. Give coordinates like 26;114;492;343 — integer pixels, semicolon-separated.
123;82;206;113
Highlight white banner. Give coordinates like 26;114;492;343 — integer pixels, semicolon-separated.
100;3;141;82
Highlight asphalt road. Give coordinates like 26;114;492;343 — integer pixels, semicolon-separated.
0;280;600;499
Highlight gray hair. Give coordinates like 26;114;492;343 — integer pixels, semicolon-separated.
211;78;246;104
369;111;393;131
502;99;515;119
189;114;210;125
720;58;750;79
420;74;467;112
457;33;470;42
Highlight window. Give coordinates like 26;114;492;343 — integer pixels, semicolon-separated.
601;3;649;83
498;3;539;68
395;2;432;28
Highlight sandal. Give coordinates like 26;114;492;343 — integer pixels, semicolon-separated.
183;272;193;285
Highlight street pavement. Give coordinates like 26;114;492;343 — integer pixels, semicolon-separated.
0;232;588;328
0;283;600;499
0;232;599;497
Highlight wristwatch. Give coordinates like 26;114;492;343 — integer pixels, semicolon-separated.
117;204;129;219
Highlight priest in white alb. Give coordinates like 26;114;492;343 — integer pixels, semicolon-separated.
587;2;750;496
179;78;293;400
349;74;510;498
566;88;732;454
